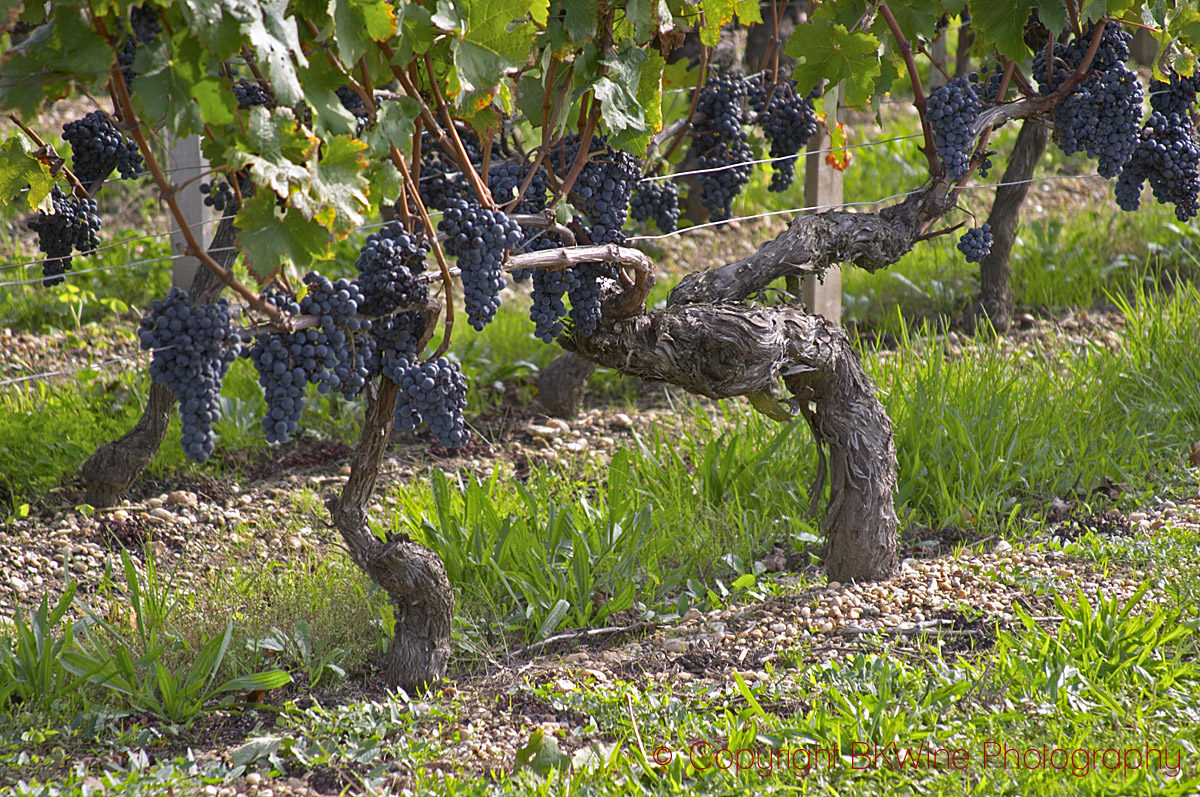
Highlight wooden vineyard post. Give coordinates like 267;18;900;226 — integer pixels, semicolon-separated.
167;134;210;290
800;121;844;323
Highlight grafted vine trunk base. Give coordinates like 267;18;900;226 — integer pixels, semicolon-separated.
565;305;898;582
537;352;597;419
327;380;453;692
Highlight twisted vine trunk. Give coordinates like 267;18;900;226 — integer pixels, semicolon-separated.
566;306;898;580
80;216;239;506
326;380;453;692
969;119;1050;331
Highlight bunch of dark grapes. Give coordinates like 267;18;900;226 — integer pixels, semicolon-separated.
116;5;161;88
419;138;469;211
27;186;101;286
233;79;273;107
697;74;748;139
354;222;429;316
138;288;242;462
551;135;640;244
566;260;614;336
383;357;470;449
336;85;370;135
1034;24;1141;179
417;130;490;210
1149;72;1200;117
695;138;754;221
248;292;308;444
629;179;680;233
489;160;547;213
691;74;753;220
957;224;993;263
354;222;430;371
298;273;373;398
199;180;237;213
971;66;1007;103
926;77;984;181
1115;111;1200;221
439;199;523;331
62;112;144;185
130;4;161;42
756;80;818;192
529;268;570;342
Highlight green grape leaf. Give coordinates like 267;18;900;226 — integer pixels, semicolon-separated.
1078;0;1107;24
611;47;665;154
226;108;314;197
133;56;205;138
595;43;648;135
364;158;403;206
393;2;435;60
0;136;55;212
883;0;939;42
242;0;307;107
735;0;762;26
1032;1;1069;36
559;0;597;43
289;136;371;233
366;96;421;156
191;78;237;126
0;7;113;117
699;0;739;45
296;58;361;138
786;21;880;106
178;0;244;58
329;0;397;67
442;0;539;99
235;191;331;281
971;2;1032;61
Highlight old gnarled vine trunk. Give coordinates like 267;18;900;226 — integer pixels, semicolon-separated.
566;306;899;582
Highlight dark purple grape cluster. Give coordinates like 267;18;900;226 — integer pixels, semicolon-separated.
529;268;569;342
248;291;315;444
957;223;993;263
970;66;1006;103
116;5;161;89
336;85;369;135
199;180;236;213
489;160;547;213
1149;72;1200;117
27;186;101;286
62;112;144;185
696;74;748;139
138;288;242;462
695;138;754;221
630;179;680;233
233;79;272;107
354;222;429;317
552;136;640;244
1034;24;1142;179
299;272;374;398
691;74;753;220
926;77;984;181
566;260;614;336
384;357;470;449
752;78;819;192
1115;111;1200;221
418;137;469;211
439;199;523;331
